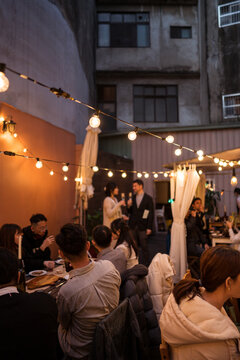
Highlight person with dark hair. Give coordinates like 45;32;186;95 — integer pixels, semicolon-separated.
185;197;209;256
92;224;127;274
111;218;139;269
56;223;120;359
234;187;240;215
160;246;240;359
22;213;55;270
128;179;154;266
0;248;58;360
0;223;22;255
103;182;126;233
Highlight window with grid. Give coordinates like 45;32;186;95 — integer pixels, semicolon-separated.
222;93;240;118
218;1;240;27
97;85;117;131
170;26;192;39
98;12;150;47
133;85;178;123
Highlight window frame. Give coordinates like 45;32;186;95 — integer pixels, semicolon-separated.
97;84;117;132
218;1;240;28
170;26;192;39
222;92;240;119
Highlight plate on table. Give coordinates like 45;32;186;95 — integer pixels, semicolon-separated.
29;270;47;277
27;274;59;290
55;258;65;265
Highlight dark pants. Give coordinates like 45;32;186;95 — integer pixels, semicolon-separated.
131;227;149;266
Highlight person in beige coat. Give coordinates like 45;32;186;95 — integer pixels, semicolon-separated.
160;246;240;360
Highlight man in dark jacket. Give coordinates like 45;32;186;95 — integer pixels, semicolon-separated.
128;180;154;266
22;213;55;271
0;248;58;360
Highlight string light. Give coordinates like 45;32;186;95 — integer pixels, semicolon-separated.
121;172;127;178
35;158;43;169
198;170;203;175
175;148;182;156
214;158;220;164
62;163;69;172
13;133;17;138
50;170;54;176
229;161;234;167
63;176;68;181
23;148;27;153
231;168;238;186
197;150;204;157
166;135;174;143
223;162;227;167
137;172;142;178
198;155;204;161
0;64;9;92
144;173;149;178
89;113;101;128
238;161;240;165
75;177;82;182
219;161;224;166
153;173;158;178
164;173;168;178
107;170;113;177
128;130;137;141
218;166;222;171
0;116;4;122
92;166;99;172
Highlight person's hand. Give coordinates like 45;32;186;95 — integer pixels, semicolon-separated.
226;220;233;229
119;200;126;207
191;210;197;217
40;235;55;251
43;260;55;270
204;243;210;250
146;229;152;236
122;215;129;221
199;204;204;213
127;199;132;207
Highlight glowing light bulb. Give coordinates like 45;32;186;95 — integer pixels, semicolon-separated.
219;161;224;166
198;156;204;161
62;163;69;172
214;158;219;164
23;148;27;153
218;166;222;171
50;170;54;176
197;150;204;157
0;116;4;122
164;173;168;178
144;173;149;178
0;64;9;92
64;176;68;181
231;176;238;186
36;159;43;169
13;133;17;138
229;162;234;167
92;166;99;172
153;173;158;178
198;170;203;175
137;172;142;178
223;162;227;167
166;135;174;143
89;114;100;128
121;172;127;178
108;171;113;177
128;131;137;141
175;148;182;156
238;160;240;165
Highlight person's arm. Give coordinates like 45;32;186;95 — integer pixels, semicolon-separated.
147;196;154;233
104;198;124;218
185;212;197;230
57;292;72;330
229;229;240;244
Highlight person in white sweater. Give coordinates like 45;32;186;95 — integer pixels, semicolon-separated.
111;218;139;269
160;246;240;360
227;220;240;250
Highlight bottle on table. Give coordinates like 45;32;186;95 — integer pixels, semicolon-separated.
18;259;26;292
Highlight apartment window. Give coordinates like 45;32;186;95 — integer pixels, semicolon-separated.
218;1;240;27
98;12;150;47
97;85;117;131
133;85;178;123
170;26;192;39
222;93;240;118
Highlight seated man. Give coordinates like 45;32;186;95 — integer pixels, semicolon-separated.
0;248;58;360
92;225;127;274
185;198;209;257
56;223;121;359
22;213;55;271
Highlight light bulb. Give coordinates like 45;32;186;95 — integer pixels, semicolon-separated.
13;133;17;138
197;150;204;157
223;162;227;167
198;170;203;175
50;170;54;176
108;171;113;177
36;159;43;169
89;114;100;128
175;148;182;156
153;173;158;178
23;148;27;153
144;173;149;178
229;162;234;167
214;158;219;164
64;176;68;181
62;163;69;172
166;135;174;143
164;173;168;178
128;131;137;141
0;64;9;92
121;172;127;178
92;166;99;172
238;160;240;165
137;172;142;178
0;116;4;122
198;156;204;161
218;166;222;171
231;176;238;186
219;161;224;166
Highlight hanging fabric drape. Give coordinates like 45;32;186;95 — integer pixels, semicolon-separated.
75;125;101;211
195;174;206;209
170;165;200;281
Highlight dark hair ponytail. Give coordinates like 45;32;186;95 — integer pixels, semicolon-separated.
111;218;138;256
173;278;201;304
105;182;117;197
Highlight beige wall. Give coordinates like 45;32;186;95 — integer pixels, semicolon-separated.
0;102;76;240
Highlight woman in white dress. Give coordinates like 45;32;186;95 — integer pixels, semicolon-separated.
111;218;139;269
103;182;125;230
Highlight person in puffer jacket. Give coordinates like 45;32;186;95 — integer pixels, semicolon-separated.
160;246;240;360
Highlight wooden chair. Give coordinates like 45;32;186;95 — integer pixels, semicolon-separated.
160;335;170;360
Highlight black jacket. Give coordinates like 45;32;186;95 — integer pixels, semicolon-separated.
22;226;51;272
0;291;58;360
185;214;207;256
128;193;154;231
120;265;161;360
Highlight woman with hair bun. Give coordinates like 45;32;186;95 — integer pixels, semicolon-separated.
160;246;240;359
111;218;138;269
103;182;126;233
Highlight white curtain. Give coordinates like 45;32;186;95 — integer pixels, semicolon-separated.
75;125;101;211
170;165;200;281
